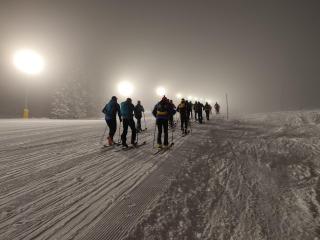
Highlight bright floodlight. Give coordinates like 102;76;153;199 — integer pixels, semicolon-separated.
176;93;182;99
156;86;166;96
13;49;44;75
117;81;134;97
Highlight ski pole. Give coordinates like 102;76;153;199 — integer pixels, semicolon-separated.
136;123;139;144
175;114;178;127
118;121;122;143
100;125;108;145
171;121;174;144
152;121;157;148
143;112;147;130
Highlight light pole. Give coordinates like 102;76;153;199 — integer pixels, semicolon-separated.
13;49;44;119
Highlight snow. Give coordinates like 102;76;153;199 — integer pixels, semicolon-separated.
1;111;320;239
127;111;320;240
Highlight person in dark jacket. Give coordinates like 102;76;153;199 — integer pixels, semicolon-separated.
214;102;220;114
152;96;175;148
195;101;204;123
134;100;145;132
102;96;122;146
204;102;212;120
193;101;198;120
177;98;189;134
120;98;137;147
169;99;176;128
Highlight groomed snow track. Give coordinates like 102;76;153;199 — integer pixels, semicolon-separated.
0;119;189;240
3;111;320;240
127;112;320;240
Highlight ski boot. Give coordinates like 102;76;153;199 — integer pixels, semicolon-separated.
163;144;169;149
107;136;114;146
122;142;129;148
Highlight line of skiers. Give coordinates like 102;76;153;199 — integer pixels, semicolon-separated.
102;95;220;149
102;96;145;148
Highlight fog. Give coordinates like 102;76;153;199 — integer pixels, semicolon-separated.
1;0;320;117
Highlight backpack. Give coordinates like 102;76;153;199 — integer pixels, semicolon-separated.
121;102;129;118
106;102;115;116
134;105;143;118
156;102;169;116
103;101;116;119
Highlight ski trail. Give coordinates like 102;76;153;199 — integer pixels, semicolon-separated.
127;115;320;240
0;119;189;240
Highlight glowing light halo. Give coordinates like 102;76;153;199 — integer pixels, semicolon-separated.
117;81;134;97
156;86;166;97
176;93;182;99
13;49;44;75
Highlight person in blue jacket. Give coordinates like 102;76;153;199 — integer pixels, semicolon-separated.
152;96;176;148
102;96;122;146
120;98;137;147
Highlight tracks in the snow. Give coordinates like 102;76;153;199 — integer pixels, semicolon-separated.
0;120;189;240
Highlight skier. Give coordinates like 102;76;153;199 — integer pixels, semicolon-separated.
195;101;204;124
188;101;193;120
152;96;175;148
177;98;189;134
204;102;212;120
214;102;220;114
194;101;198;121
102;96;122;146
134;100;144;132
120;98;137;148
169;99;176;128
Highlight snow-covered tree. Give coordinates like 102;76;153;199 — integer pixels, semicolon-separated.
51;88;71;119
51;79;88;119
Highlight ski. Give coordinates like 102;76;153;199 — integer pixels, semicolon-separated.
137;129;147;134
115;141;147;152
153;142;174;155
153;148;164;155
160;142;174;154
181;130;191;137
101;142;121;148
100;143;122;152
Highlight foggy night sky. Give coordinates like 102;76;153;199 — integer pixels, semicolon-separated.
1;0;320;117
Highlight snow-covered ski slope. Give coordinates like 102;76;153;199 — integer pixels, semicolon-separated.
127;111;320;240
0;118;188;240
1;110;320;239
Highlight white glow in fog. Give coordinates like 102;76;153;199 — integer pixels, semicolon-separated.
13;49;44;75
